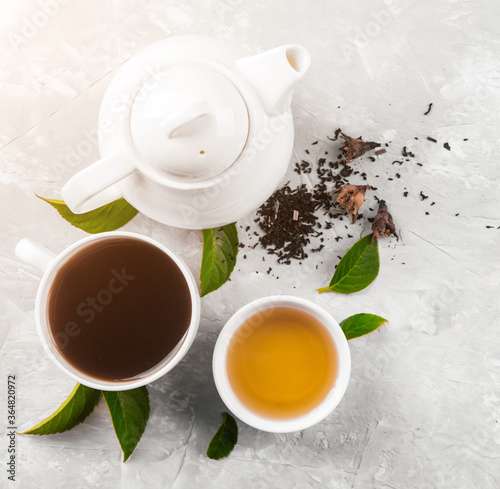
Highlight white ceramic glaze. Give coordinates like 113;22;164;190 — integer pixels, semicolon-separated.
61;35;310;229
14;232;201;391
212;296;351;433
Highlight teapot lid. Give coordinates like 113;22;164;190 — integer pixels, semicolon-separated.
130;64;249;182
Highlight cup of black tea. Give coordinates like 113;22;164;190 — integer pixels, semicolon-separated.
15;232;201;390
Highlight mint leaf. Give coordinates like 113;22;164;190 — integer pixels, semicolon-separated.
340;313;388;340
207;412;238;460
318;233;379;294
102;387;150;462
200;224;239;297
19;383;101;435
38;196;138;234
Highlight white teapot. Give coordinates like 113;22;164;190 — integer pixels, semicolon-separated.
62;35;309;229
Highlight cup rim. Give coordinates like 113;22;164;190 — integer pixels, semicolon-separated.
35;231;201;391
212;295;351;433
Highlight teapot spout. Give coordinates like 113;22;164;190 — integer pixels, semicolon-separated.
236;45;310;115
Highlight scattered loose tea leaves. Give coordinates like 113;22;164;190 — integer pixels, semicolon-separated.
250;118;438;265
402;146;416;158
255;184;322;263
424;103;433;115
327;128;342;141
371;200;399;243
253;129;379;262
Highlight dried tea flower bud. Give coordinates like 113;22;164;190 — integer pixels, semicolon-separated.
371;200;399;243
331;185;370;224
341;133;381;162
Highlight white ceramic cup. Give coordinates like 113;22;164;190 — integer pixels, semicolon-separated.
212;296;351;433
15;231;201;391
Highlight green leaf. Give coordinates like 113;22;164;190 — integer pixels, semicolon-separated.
207;412;238;460
318;233;379;294
340;313;388;340
200;223;239;297
102;387;150;462
19;383;101;435
38;196;138;234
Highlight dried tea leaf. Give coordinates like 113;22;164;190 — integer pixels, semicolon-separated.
331;185;370;224
371;200;399;243
341;133;381;162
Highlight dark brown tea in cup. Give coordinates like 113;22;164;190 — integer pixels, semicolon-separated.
47;237;192;382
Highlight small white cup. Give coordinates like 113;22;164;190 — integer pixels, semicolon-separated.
212;296;351;433
15;231;201;391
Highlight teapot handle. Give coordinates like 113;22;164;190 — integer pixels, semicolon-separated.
61;149;135;214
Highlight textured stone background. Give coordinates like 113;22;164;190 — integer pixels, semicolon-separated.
1;0;499;487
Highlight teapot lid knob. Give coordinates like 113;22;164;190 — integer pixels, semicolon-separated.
130;64;249;182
